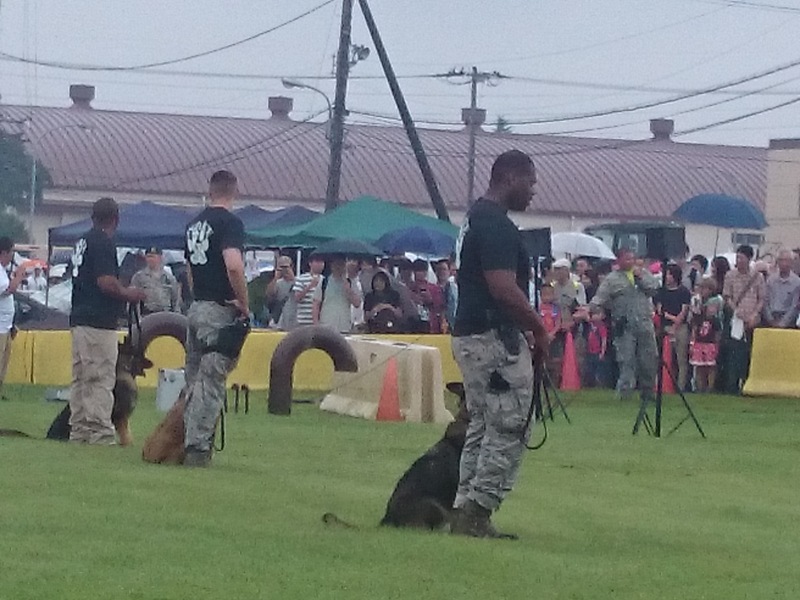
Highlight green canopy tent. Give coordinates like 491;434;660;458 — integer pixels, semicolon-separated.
246;196;458;248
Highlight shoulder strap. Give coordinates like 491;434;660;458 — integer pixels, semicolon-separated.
733;273;758;309
320;275;329;302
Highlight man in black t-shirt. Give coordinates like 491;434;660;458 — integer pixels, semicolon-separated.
450;150;549;540
69;197;146;445
183;170;249;467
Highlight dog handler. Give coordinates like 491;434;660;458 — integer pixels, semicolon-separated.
451;150;549;539
183;170;249;467
69;198;146;445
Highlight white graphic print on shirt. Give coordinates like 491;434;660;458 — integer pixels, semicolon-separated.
187;220;214;266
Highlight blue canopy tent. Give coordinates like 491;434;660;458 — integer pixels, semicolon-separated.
48;201;196;249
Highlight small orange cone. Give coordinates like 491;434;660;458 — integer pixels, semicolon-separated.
560;331;581;391
658;335;676;394
376;357;403;422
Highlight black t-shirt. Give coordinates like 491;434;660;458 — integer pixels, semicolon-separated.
453;198;530;336
185;206;245;303
70;227;123;329
658;286;692;319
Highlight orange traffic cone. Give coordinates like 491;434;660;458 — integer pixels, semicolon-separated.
658;335;676;394
376;357;403;422
560;331;581;391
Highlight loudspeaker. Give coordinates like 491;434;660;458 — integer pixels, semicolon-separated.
645;226;686;260
520;228;552;259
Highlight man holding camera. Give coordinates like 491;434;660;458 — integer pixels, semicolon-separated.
584;247;659;400
183;170;249;467
450;150;549;540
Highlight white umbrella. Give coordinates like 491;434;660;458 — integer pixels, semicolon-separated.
551;232;615;259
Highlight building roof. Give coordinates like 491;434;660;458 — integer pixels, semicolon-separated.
0;101;766;219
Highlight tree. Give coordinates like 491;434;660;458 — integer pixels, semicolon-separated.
0;207;30;243
494;116;512;134
0;130;51;215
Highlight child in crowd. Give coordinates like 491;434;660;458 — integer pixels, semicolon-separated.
585;309;609;387
539;284;568;388
690;302;722;392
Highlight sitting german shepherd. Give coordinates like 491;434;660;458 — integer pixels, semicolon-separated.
45;341;152;445
324;381;468;531
141;390;187;465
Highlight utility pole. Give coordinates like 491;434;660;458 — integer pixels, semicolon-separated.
357;0;450;222
325;0;354;212
466;66;479;209
445;67;503;207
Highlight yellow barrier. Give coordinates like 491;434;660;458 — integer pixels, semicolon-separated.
742;328;800;398
11;330;462;391
5;330;34;385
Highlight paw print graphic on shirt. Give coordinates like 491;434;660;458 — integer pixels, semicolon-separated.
186;220;214;266
72;238;87;278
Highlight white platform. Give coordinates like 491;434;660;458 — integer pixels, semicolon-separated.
320;336;452;424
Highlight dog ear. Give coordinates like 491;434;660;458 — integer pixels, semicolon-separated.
445;382;465;399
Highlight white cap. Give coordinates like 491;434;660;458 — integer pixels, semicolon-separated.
553;258;571;269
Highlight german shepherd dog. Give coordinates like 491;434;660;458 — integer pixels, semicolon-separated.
141;390;187;464
45;341;152;445
323;381;468;531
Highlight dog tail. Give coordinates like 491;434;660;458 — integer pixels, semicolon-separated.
0;429;33;438
322;512;357;529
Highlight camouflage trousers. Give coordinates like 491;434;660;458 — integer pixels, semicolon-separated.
184;301;238;452
614;322;658;396
451;329;534;512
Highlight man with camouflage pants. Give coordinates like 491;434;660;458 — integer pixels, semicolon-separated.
451;150;549;540
183;170;249;467
584;248;659;402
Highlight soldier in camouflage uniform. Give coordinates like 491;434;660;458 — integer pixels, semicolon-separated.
450;150;549;540
130;247;181;314
183;171;249;467
586;248;659;400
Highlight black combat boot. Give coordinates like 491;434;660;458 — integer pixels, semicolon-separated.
183;448;212;468
451;499;518;540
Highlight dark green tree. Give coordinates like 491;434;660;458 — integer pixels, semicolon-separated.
494;116;512;134
0;207;30;242
0;130;52;215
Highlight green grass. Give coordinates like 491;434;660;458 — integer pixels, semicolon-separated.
1;385;799;600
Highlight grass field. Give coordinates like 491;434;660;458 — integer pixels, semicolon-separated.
1;384;799;600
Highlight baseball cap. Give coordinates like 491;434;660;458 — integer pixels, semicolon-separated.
277;256;293;268
145;246;162;255
553;258;571;269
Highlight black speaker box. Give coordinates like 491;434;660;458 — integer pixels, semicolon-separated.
645;226;686;260
520;228;552;259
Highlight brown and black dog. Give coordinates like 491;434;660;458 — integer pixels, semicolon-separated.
45;341;152;445
141;391;187;464
324;381;469;531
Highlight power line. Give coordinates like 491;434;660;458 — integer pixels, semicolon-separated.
0;0;336;71
690;0;800;14
676;95;800;135
472;6;726;64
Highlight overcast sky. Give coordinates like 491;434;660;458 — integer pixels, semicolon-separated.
1;0;799;147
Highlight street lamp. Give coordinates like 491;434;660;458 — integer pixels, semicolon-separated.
26;122;91;243
281;78;333;140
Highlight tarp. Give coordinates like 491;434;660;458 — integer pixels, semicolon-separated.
48;201;196;249
235;204;318;232
247;196;458;248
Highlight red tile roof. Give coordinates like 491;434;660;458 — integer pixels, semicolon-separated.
1;104;765;218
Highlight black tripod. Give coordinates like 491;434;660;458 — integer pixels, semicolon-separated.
531;256;571;425
632;259;706;438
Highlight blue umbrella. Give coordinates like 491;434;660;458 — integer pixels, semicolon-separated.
673;194;767;230
377;227;456;257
